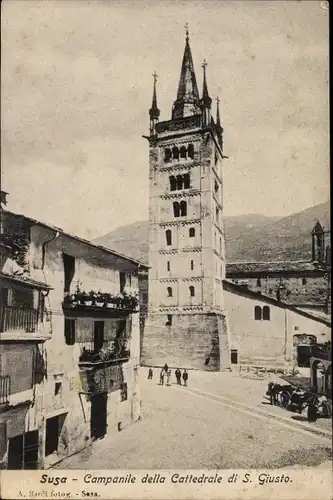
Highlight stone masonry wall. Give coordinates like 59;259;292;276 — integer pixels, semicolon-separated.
141;313;229;371
230;275;329;310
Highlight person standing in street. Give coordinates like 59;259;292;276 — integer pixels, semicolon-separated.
148;367;153;380
166;369;171;386
159;368;165;385
163;363;169;373
175;368;181;385
182;369;188;387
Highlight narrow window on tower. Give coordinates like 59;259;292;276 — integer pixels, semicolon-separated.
176;175;183;190
172;146;179;161
257;278;261;287
190;260;194;270
189;227;195;238
189;286;195;297
180;146;187;160
184;173;190;189
167;261;170;272
219;237;222;254
166;230;172;246
165;148;172;162
166;314;173;326
167;287;173;297
188;143;194;159
214;180;219;193
180;200;187;217
173;202;180;217
169;176;177;191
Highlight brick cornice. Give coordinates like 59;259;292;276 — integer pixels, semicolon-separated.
159;162;200;172
160;190;200;200
159;218;201;227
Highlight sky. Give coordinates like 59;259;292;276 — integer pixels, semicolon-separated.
1;0;329;239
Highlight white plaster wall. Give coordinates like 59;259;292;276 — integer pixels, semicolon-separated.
225;289;331;363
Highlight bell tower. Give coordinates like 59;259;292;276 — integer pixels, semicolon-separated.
142;28;230;371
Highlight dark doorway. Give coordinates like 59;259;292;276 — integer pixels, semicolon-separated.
63;254;75;294
90;393;108;439
7;435;23;469
7;430;39;470
94;321;105;352
45;414;66;457
297;344;311;368
231;349;238;364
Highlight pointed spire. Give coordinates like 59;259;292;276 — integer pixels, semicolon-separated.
216;96;221;128
172;25;201;119
201;60;212;107
149;71;160;120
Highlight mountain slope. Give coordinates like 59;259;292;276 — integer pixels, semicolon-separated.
93;201;330;264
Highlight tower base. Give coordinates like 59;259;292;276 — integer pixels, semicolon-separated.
141;312;230;371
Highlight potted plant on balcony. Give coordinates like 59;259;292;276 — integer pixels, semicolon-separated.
115;293;125;308
95;291;104;307
83;290;95;306
105;293;116;308
76;290;90;306
63;292;75;308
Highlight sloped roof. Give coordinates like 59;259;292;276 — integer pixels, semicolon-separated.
226;260;326;276
0;271;52;290
3;209;148;269
223;279;331;327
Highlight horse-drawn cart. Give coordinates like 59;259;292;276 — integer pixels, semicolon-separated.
266;377;331;419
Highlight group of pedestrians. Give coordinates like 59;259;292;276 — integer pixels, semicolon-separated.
147;364;189;387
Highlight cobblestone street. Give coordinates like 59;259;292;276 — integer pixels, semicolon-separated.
54;368;332;470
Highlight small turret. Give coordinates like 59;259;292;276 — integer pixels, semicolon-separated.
216;97;223;148
200;60;212;127
149;72;160;136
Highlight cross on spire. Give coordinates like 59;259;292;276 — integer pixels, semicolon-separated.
201;59;211;105
149;70;160;122
185;23;189;40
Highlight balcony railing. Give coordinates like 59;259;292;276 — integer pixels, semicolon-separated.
62;291;139;316
1;305;39;333
0;376;10;406
79;364;125;395
79;340;130;367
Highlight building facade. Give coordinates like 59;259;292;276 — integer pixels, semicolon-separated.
141;30;229;371
226;222;331;315
223;280;331;369
0;207;146;469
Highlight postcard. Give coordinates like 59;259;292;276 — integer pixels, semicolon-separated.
0;1;331;499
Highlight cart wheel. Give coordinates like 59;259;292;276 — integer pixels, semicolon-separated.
280;391;290;408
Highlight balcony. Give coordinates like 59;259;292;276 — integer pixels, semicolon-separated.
1;305;39;333
78;340;130;369
62;290;139;318
79;363;125;395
